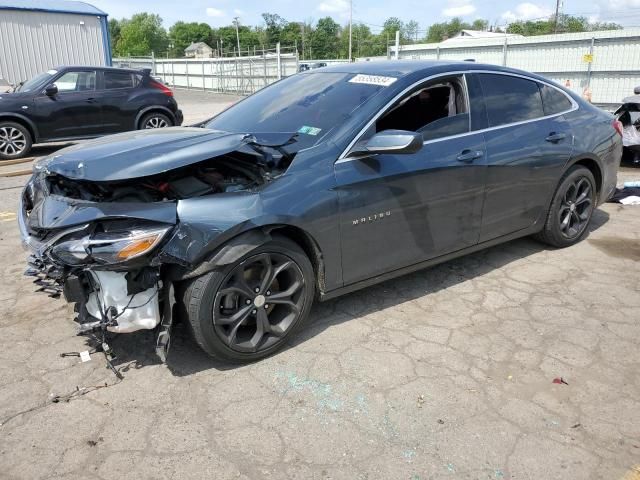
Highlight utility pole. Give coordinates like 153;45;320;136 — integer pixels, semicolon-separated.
233;17;241;57
300;23;306;61
348;0;353;62
554;0;562;33
394;30;400;59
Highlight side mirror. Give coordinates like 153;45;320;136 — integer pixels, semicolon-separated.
634;86;640;95
44;84;58;96
352;130;423;157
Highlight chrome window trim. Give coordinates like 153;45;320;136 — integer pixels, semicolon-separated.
336;69;579;164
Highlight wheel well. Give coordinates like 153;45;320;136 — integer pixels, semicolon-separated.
137;108;174;128
572;158;603;196
0;116;35;142
268;225;326;294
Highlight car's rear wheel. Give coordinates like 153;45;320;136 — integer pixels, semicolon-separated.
182;236;315;362
0;122;32;160
534;165;596;248
139;112;172;129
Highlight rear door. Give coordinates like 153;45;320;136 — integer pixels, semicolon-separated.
475;73;574;242
34;69;101;139
98;70;139;133
335;73;488;285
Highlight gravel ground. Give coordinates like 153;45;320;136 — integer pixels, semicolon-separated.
0;91;639;479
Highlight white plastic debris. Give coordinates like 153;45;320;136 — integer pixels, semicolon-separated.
79;350;91;362
622;125;640;147
86;271;161;333
620;195;640;205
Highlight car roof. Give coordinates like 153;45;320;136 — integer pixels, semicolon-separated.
310;60;539;80
52;66;145;74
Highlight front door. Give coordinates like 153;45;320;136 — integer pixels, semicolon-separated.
335;74;488;285
34;69;102;140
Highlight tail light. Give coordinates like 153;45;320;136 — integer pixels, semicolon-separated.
613;119;623;136
150;79;173;97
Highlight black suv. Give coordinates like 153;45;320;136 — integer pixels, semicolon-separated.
0;66;183;159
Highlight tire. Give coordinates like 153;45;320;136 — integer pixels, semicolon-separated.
182;235;316;362
139;112;173;129
0;121;32;160
534;165;597;248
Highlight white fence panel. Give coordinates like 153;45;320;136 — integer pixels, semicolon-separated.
394;29;640;107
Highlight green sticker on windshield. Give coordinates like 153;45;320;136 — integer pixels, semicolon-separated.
298;125;322;136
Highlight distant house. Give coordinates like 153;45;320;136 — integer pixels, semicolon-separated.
184;42;214;58
442;30;523;43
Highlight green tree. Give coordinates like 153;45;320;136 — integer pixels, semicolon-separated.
115;13;168;56
310;17;341;59
108;18;121;53
403;20;420;43
211;25;260;55
426;17;489;42
262;13;288;46
168;22;212;57
382;17;405;41
506;14;621;36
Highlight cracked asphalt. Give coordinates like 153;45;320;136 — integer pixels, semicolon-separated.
0;91;639;480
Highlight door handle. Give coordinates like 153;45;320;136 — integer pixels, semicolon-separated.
456;149;484;163
545;132;566;143
86;97;97;103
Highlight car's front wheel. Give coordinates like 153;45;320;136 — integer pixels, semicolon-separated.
535;165;596;247
139;112;172;129
0;121;32;160
182;236;315;362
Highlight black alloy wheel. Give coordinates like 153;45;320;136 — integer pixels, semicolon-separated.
557;176;593;239
183;236;315;362
535;165;596;248
213;252;305;352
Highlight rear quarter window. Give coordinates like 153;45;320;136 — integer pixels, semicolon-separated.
104;71;135;89
478;73;544;127
539;84;573;116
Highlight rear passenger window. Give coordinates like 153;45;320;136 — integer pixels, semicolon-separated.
539;84;573;116
104;71;134;89
479;73;544;127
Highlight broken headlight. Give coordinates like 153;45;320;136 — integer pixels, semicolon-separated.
50;226;171;265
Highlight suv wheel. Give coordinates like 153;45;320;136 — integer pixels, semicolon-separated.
182;236;315;362
534;165;596;248
0;122;32;160
139;112;172;129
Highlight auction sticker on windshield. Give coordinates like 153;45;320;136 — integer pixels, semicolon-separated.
349;74;397;87
298;126;322;136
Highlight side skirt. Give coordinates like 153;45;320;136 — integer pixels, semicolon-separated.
319;223;542;302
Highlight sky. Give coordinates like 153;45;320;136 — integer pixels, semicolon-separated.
90;0;640;32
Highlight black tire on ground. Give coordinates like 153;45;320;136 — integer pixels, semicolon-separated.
534;165;597;248
181;235;316;363
138;112;173;129
0;121;32;160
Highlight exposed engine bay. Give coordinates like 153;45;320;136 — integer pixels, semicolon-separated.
19;129;298;361
45;152;272;203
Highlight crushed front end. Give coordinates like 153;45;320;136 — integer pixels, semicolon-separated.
19;173;176;359
18;128;294;362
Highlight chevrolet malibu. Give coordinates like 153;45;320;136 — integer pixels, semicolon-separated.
19;61;621;363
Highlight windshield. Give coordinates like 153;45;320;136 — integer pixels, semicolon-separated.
18;70;57;92
206;72;389;150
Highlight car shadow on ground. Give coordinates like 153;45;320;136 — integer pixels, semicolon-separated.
103;208;610;376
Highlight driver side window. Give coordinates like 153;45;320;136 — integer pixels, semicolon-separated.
54;71;96;92
365;75;470;144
